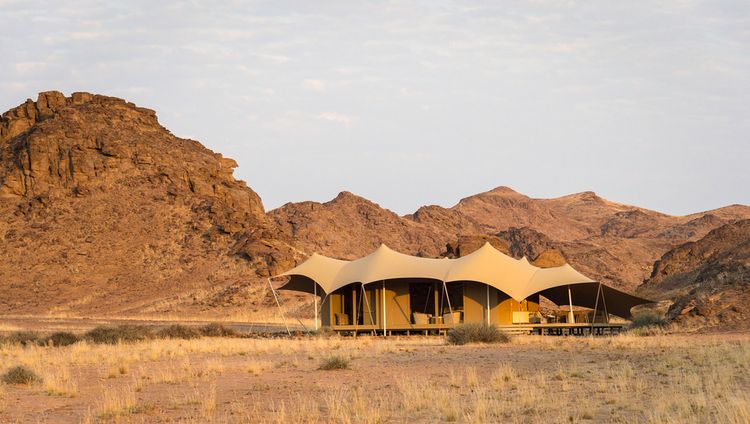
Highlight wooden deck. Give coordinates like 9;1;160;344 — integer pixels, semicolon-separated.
328;322;625;336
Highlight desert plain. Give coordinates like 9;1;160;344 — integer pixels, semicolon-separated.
1;319;748;424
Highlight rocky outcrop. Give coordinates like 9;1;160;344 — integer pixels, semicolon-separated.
269;191;482;259
639;220;750;330
442;235;509;258
0;91;293;316
495;227;560;260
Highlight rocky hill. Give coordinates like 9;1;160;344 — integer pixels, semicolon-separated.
638;220;749;331
0;91;294;317
269;191;483;259
274;186;749;291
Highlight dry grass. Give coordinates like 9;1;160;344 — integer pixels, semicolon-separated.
97;385;138;418
0;331;748;423
42;365;78;396
319;355;350;370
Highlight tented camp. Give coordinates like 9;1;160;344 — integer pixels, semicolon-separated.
271;243;652;335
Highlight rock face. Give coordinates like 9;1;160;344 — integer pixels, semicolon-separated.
0;92;293;316
269;192;482;259
639;220;750;331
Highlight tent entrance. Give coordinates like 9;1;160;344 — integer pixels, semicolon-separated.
409;282;436;316
408;281;464;325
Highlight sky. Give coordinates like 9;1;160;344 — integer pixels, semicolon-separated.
1;0;748;215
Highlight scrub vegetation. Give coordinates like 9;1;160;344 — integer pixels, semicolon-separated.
446;323;511;345
319;355;351;370
0;327;748;423
0;324;240;348
1;366;40;385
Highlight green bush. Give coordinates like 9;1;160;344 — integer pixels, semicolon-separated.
44;332;80;347
84;325;153;344
319;355;350;370
2;366;40;385
156;324;202;340
200;323;237;337
446;323;510;345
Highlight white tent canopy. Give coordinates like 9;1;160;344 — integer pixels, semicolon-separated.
276;242;650;318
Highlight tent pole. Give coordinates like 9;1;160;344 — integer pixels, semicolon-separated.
314;283;318;331
567;285;575;324
268;278;291;336
486;284;490;325
443;281;453;325
382;280;387;336
590;283;601;335
362;283;374;328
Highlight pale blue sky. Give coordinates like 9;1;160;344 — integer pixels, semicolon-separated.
1;1;748;215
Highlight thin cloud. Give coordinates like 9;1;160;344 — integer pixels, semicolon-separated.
303;79;328;92
317;112;354;127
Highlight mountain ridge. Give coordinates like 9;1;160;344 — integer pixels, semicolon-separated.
1;91;748;326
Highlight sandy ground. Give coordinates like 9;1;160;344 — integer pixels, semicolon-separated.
0;319;748;423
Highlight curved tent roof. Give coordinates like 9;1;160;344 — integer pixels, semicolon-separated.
277;253;348;295
334;244;453;287
276;242;651;318
444;242;538;301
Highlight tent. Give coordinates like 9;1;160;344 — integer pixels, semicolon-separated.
273;243;652;332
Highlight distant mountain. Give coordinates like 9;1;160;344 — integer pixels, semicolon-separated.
639;220;750;331
273;186;749;291
269;191;481;259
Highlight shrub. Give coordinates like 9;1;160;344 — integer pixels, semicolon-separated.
629;314;667;330
200;323;237;337
446;323;510;345
44;332;80;347
156;324;202;340
84;325;153;344
319;355;350;370
2;366;40;385
4;331;41;346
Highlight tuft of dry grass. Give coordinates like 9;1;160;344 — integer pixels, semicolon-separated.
319;355;350;370
200;383;217;419
42;365;78;397
97;385;138;418
246;360;273;376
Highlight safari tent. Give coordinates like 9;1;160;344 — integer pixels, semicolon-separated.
271;243;652;335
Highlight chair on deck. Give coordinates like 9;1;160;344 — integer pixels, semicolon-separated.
334;312;349;325
442;312;461;326
412;312;430;325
